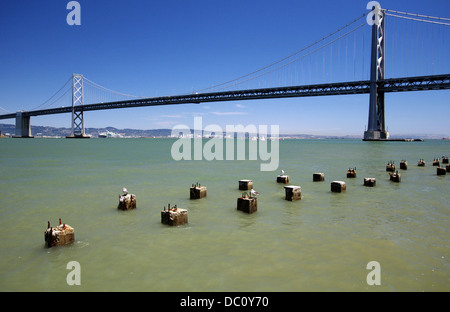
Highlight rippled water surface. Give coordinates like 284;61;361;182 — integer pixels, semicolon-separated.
0;138;448;291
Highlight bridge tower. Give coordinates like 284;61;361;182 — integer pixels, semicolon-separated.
13;112;33;138
364;4;389;141
67;73;89;138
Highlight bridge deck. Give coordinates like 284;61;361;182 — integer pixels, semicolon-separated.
0;74;448;120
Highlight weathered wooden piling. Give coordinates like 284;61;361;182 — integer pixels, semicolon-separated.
400;160;408;170
442;156;449;164
237;195;257;214
190;183;207;199
44;219;75;248
284;185;301;201
446;165;450;173
331;181;346;193
277;175;290;184
118;190;136;210
390;171;401;182
363;177;376;187
161;205;188;226
386;161;395;172
346;168;356;178
417;159;426;167
433;158;440;166
313;172;325;182
436;167;446;176
239;179;253;190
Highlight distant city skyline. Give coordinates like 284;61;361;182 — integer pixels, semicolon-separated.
0;0;449;136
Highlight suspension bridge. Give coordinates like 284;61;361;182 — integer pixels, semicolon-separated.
1;4;449;140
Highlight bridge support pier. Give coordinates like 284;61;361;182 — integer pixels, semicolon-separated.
363;130;389;140
66;73;89;139
363;4;389;141
13;112;33;138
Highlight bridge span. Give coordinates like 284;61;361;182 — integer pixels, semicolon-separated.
0;74;449;138
1;4;449;139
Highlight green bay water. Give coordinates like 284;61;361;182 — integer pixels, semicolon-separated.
0;138;448;291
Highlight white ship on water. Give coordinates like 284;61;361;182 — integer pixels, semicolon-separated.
98;130;124;138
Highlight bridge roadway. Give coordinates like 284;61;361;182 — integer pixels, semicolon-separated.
0;74;449;120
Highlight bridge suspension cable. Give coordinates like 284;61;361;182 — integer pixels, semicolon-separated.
83;76;143;105
30;76;72;111
194;12;370;93
0;105;12;114
384;9;450;26
83;77;142;99
223;22;367;91
385;8;449;78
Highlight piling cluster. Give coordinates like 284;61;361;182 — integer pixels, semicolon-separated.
435;156;449;176
430;156;449;176
43;154;448;249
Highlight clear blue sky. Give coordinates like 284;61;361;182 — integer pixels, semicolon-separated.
0;0;449;136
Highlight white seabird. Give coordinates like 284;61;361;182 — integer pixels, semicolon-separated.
250;189;259;197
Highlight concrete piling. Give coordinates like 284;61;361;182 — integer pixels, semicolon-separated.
433;158;440;166
44;219;75;248
277;175;290;184
346;168;356;178
386;161;395;172
390;171;401;182
331;181;346;193
400;160;408;170
118;188;136;210
237;195;257;214
239;180;253;190
363;177;376;187
284;185;301;201
190;183;207;199
313;173;325;182
161;205;188;226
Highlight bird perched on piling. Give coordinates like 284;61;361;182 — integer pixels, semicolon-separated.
281;169;285;175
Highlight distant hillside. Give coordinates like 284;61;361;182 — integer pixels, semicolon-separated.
0;123;359;139
1;123;447;139
0;124;172;138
